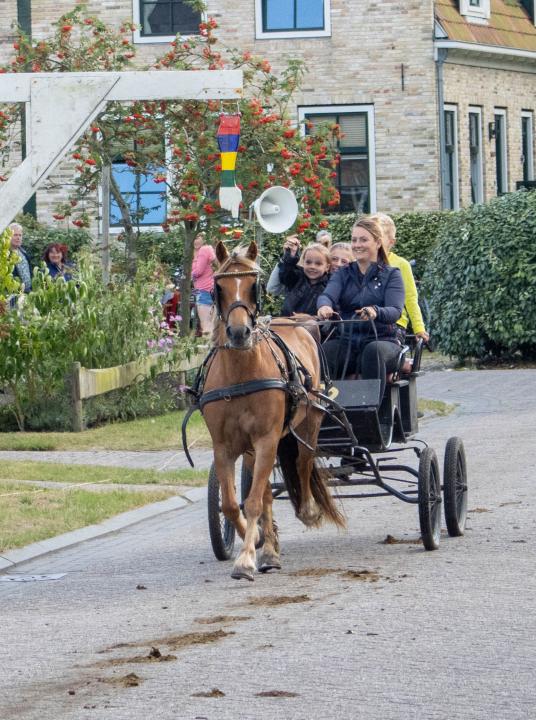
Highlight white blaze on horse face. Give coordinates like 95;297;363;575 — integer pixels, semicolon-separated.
234;278;241;303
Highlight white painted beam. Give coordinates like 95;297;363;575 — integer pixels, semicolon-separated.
0;70;243;231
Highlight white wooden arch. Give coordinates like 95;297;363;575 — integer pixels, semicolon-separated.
0;70;242;232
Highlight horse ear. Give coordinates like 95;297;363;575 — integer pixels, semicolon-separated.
215;241;229;264
245;241;258;261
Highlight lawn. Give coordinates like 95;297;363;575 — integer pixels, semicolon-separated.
0;409;211;452
0;480;178;552
0;461;208;486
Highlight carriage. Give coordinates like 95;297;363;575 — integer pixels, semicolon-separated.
206;334;468;561
184;240;468;581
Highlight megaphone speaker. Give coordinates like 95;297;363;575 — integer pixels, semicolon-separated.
252;186;298;234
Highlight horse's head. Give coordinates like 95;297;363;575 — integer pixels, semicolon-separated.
213;241;261;349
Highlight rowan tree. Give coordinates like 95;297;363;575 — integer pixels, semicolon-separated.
0;2;340;335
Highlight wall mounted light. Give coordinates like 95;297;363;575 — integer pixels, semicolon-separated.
488;121;496;140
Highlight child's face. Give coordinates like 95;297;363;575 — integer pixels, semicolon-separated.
330;250;352;270
303;250;329;281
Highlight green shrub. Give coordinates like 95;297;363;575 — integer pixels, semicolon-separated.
424;190;536;360
0;252;196;430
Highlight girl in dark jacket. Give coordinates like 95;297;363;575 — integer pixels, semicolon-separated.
279;241;331;317
317;216;405;397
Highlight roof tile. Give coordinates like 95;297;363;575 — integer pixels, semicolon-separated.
435;0;536;51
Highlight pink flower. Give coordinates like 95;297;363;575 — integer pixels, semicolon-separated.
147;340;156;349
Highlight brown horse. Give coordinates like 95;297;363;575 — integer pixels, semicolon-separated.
201;240;345;581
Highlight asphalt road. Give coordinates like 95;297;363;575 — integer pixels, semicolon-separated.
1;369;535;720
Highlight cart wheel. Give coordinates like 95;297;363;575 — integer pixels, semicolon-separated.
418;447;442;551
207;463;236;561
443;437;468;537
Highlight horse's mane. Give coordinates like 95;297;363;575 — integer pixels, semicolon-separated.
215;245;261;275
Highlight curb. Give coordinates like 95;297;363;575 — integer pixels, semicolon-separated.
0;488;207;573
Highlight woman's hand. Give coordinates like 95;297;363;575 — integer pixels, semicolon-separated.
318;305;334;320
356;306;377;320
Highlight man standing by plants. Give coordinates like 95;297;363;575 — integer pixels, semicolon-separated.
9;223;32;293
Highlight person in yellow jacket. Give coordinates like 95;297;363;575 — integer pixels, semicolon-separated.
373;213;429;344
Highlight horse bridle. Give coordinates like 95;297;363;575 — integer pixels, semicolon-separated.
212;269;262;326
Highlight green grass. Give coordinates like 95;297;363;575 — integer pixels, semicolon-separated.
418;398;456;417
0;461;207;486
0;480;178;552
0;410;211;452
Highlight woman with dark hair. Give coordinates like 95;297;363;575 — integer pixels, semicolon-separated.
42;243;73;281
317;216;405;397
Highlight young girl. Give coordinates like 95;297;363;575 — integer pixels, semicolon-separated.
279;241;331;316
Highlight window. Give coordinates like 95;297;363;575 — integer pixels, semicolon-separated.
494;109;508;195
469;108;483;204
255;0;331;39
298;105;376;214
521;111;534;182
444;106;459;210
133;0;201;43
459;0;490;23
110;164;167;227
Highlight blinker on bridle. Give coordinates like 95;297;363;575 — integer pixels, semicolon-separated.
212;269;262;325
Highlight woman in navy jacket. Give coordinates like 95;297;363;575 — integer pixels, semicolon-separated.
317;216;405;397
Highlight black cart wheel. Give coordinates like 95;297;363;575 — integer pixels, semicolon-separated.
207;463;236;561
443;436;468;537
418;447;442;551
241;460;253;503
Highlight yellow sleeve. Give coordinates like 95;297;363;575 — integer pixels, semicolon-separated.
392;255;426;334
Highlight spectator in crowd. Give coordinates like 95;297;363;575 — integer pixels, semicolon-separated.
191;231;216;336
42;243;73;281
316;229;333;248
9;223;32;292
279;239;331;316
374;212;429;343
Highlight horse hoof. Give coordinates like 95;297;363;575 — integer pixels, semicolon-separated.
231;568;255;582
258;556;281;573
255;525;265;550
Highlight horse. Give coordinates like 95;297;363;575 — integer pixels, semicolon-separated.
200;240;345;581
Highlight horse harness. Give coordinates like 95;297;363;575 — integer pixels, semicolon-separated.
181;327;322;467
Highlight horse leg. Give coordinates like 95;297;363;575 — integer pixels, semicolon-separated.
258;475;281;573
295;412;324;527
232;437;278;581
214;449;247;540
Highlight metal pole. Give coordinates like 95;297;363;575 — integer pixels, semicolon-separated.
436;48;449;210
101;165;111;285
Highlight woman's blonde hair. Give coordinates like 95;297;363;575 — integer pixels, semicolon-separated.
371;212;396;246
352;215;389;265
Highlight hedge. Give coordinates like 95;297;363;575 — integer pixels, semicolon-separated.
424;190;536;360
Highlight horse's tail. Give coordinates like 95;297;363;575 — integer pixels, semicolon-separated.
277;435;346;529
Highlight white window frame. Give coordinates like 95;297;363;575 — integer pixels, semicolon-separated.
521;110;534;181
255;0;331;40
297;104;376;213
494;108;508;194
468;106;484;204
444;104;460;210
459;0;490;24
132;0;205;45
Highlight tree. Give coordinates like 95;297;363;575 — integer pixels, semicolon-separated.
0;2;340;335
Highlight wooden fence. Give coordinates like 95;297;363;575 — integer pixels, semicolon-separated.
68;349;207;432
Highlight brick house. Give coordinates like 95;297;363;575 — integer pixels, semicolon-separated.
1;0;535;228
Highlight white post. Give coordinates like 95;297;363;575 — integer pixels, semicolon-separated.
101;164;111;285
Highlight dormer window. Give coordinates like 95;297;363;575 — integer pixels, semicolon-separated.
459;0;490;23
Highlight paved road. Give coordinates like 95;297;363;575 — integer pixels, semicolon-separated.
1;369;535;720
